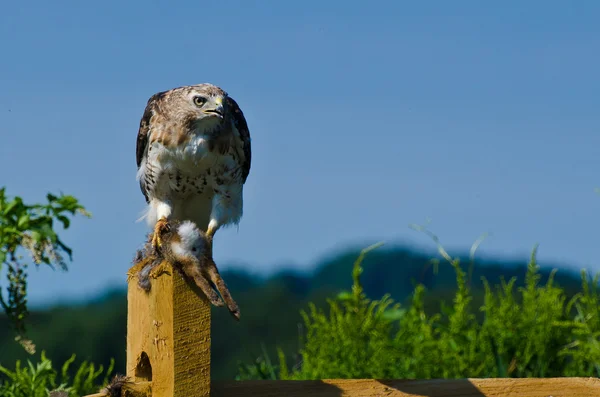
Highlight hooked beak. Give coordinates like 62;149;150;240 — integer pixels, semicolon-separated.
203;106;223;118
203;97;224;118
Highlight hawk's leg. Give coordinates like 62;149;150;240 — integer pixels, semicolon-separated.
151;200;173;252
206;185;244;241
151;217;170;252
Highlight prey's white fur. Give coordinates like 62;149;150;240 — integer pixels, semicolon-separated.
170;220;208;260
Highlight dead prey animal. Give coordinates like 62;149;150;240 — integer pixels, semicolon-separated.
129;218;240;320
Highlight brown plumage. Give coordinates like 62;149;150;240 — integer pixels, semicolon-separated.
135;83;251;253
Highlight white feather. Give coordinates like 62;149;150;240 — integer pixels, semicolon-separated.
140;129;244;233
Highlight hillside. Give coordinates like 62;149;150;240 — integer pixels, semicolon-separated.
0;245;587;380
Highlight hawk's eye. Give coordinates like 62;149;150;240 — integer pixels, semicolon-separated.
193;96;207;107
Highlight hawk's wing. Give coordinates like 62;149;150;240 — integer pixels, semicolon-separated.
136;91;166;202
226;96;252;184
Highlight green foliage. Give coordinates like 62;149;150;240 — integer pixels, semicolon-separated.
0;188;90;352
559;271;600;376
290;242;401;379
0;352;113;397
240;230;600;380
236;348;280;380
0;242;592;380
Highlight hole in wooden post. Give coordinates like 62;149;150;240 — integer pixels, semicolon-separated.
135;351;152;381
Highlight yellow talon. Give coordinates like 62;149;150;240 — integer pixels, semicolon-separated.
151;232;162;249
152;217;169;251
205;225;216;239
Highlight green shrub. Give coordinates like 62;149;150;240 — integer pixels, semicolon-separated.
0;188;90;352
239;234;600;380
0;352;113;397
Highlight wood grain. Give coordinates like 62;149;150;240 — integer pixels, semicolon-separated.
212;378;600;397
126;260;211;397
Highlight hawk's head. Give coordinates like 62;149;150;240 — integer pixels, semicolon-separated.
150;83;231;134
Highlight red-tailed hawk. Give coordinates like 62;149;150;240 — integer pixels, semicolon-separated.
135;83;251;251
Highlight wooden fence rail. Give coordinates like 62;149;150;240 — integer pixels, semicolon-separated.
84;260;600;397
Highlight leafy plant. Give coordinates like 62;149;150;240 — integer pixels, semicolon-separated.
285;242;401;379
239;228;600;380
0;352;113;397
0;188;90;352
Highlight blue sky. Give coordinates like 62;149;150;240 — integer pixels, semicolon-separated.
1;1;599;306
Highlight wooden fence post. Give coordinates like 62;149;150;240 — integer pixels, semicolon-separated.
126;260;211;397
